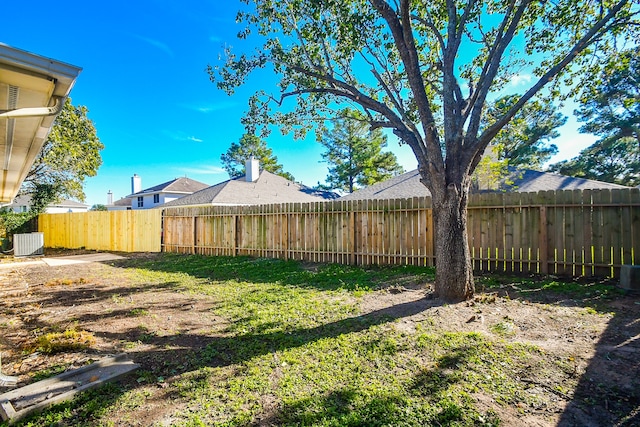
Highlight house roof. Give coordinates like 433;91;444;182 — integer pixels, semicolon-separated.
496;169;630;192
338;170;428;201
338;169;631;201
111;197;131;207
50;199;89;208
8;194;88;208
130;177;209;196
0;44;82;204
161;170;339;208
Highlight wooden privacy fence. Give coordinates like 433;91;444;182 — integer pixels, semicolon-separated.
163;198;434;265
38;210;162;252
163;188;640;278
466;188;640;277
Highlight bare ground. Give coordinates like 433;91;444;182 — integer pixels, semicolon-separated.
0;252;638;426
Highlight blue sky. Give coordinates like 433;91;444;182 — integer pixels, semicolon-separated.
3;0;595;207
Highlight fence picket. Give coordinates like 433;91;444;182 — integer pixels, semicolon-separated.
611;189;626;275
632;189;640;265
39;189;640;279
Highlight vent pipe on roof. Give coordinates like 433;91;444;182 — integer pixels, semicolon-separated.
246;156;259;182
131;174;142;194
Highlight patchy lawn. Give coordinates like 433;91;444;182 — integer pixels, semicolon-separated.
0;252;638;426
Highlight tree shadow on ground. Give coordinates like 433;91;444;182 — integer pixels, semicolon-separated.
253;331;498;426
556;296;640;427
108;252;434;292
2;274;437;426
480;276;640;427
100;296;435;372
4;253;638;426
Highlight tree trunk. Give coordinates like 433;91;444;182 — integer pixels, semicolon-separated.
432;185;475;302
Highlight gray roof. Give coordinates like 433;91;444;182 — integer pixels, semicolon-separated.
112;197;131;207
8;194;88;208
131;177;209;196
161;170;339;207
338;169;631;201
499;169;630;192
339;170;428;201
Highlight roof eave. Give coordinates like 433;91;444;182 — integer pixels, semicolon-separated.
0;44;82;204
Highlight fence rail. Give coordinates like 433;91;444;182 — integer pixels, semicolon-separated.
163;197;435;266
38;210;162;252
163;188;640;278
38;188;640;278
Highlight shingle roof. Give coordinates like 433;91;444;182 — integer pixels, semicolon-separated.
7;194;88;208
338;170;428;201
338;169;631;201
51;199;89;208
161;170;339;207
499;169;630;192
131;177;209;196
112;197;131;207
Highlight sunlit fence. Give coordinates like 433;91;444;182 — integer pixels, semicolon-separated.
38;210;162;253
39;188;640;278
163;189;640;278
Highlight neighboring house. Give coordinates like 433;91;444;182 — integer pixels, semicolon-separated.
2;194;88;213
0;44;81;205
106;197;134;211
162;158;338;208
338;169;631;201
107;174;210;210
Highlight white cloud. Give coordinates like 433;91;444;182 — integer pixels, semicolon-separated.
132;34;174;57
178;165;226;175
162;130;204;143
510;73;532;86
180;101;238;113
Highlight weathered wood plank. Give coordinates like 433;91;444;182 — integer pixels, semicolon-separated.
39;191;639;279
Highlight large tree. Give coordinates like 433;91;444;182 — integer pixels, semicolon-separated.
548;138;640;186
221;133;295;181
485;95;566;170
549;47;640;186
319;109;404;193
23;98;103;209
212;0;638;301
472;95;566;190
575;47;640;149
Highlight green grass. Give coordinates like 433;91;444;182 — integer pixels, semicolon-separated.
30;364;70;382
35;329;96;354
127;308;149;317
4;253;607;426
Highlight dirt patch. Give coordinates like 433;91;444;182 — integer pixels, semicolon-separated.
0;253;638;426
358;282;639;426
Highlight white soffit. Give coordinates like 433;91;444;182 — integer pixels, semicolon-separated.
0;43;81;204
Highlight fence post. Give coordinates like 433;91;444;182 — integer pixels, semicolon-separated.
283;204;289;261
350;201;357;266
192;215;196;255
539;206;548;274
234;214;240;257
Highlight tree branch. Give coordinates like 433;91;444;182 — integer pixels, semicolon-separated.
369;0;443;178
465;0;529;141
358;48;422;138
411;14;446;55
476;0;632;153
280;62;428;159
